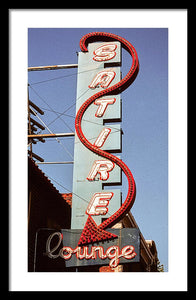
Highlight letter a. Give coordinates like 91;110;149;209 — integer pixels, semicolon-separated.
89;70;116;89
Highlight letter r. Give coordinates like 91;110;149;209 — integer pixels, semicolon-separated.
87;160;115;181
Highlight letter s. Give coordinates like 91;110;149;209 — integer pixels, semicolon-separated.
93;43;117;61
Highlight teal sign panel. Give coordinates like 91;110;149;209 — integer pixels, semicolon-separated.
71;41;122;229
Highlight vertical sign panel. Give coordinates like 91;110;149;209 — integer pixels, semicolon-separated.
71;42;122;229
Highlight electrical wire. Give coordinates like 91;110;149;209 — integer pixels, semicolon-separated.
30;106;74;160
29;86;122;135
28;65;104;131
29;84;91;132
28;84;122;160
40;106;122;134
29;84;74;132
46;173;113;218
29;65;102;86
44;87;91;129
28;65;123;214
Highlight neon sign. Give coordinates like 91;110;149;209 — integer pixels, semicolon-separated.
38;32;140;270
36;228;140;270
45;231;137;268
72;32;139;247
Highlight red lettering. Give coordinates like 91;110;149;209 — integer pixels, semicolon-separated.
86;192;114;216
45;232;137;269
93;43;117;61
89;70;116;89
87;160;115;181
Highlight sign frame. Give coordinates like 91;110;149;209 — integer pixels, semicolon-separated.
34;228;140;271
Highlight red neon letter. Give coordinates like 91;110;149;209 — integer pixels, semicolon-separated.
87;160;115;181
93;43;117;61
86;192;114;215
94;128;111;148
94;98;116;117
89;70;116;89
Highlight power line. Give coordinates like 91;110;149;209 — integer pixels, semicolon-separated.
29;65;102;86
28;62;118;132
45;173;114;218
30;106;74;160
28;65;122;217
44;87;90;129
29;83;92;133
29;84;74;132
29;85;122;134
39;106;122;135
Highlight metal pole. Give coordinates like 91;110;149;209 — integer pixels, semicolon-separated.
36;161;74;165
27;86;33;158
28;133;75;139
28;151;44;162
28;64;78;72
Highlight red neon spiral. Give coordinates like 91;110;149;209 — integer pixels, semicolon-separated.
76;32;139;244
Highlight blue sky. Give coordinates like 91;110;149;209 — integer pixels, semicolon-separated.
28;28;168;271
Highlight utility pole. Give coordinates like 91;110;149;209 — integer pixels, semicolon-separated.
27;84;45;162
28;86;32;159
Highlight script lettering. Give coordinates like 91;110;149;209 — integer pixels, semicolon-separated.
45;232;137;269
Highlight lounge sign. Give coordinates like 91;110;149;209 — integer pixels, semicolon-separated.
34;33;140;271
35;228;139;270
34;32;140;271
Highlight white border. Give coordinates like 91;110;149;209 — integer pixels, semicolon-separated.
9;9;187;291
